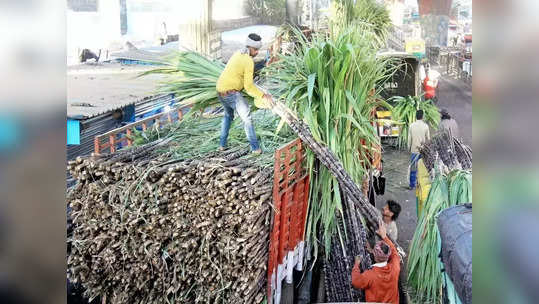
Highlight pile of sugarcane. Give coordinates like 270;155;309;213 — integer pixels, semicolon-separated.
67;140;275;303
407;169;472;303
272;102;404;302
419;131;473;172
138;10;400;302
323;198;372;302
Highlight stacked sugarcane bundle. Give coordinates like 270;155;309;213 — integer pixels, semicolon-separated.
419;131;473;173
407;169;472;303
323;195;372;302
67;142;276;303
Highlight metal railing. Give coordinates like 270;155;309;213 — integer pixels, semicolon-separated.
93;106;188;154
439;49;472;85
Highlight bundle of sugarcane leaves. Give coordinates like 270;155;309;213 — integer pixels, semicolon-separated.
263;23;397;302
66;119;295;303
138;51;228;114
407;169;472;303
129;110;297;167
138;51;264;115
391;95;440;149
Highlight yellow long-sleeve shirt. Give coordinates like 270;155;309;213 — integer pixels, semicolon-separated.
416;158;431;217
216;52;264;99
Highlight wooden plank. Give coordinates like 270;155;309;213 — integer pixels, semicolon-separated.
126;129;133;146
109;135;116;153
94;136;100;154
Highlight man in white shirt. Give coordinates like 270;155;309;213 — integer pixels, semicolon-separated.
408;110;430;189
382;200;401;241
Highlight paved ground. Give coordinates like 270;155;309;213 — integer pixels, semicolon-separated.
379;74;473;252
436;75;472;146
376;74;472;301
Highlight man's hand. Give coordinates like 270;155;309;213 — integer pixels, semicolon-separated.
366;241;373;254
376;220;387;239
353;256;361;270
263;94;275;108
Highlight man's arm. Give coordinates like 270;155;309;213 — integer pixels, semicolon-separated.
376;221;400;268
243;57;265;99
351;259;371;290
383;235;400;268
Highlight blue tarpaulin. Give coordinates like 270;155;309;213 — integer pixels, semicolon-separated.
0;117;20;150
67;119;80;145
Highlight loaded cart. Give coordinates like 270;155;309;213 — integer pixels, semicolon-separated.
67;102;399;304
437;204;472;304
67;107;312;304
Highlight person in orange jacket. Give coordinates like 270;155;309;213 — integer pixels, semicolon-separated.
422;63;439;102
351;222;400;304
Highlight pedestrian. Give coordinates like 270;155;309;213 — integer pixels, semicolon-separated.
352;222;400;304
382;200;401;241
408;110;430;189
439;109;459;138
422;64;439;102
216;33;274;154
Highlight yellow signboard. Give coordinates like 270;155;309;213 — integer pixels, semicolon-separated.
405;39;426;56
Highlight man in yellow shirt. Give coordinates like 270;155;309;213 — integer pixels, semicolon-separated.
216;33;273;154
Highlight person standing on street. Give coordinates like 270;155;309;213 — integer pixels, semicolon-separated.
408;110;430;189
216;33;274;154
352;222;400;304
439;109;460;138
422;64;439;102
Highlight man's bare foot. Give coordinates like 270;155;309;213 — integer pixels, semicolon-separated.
252;149;262;155
218;146;225;152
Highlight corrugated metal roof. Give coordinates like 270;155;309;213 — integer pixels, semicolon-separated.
109;42;179;63
67;62;164;119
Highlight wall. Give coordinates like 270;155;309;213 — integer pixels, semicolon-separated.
67;0;186;65
212;0;246;20
66;1;122;64
213;16;260;32
125;0;184;43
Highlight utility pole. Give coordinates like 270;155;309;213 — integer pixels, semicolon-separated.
119;0;127;35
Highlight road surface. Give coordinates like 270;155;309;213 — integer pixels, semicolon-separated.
377;74;472;301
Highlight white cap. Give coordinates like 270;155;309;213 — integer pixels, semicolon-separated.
246;36;262;49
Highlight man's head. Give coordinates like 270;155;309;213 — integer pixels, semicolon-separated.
440;108;451;120
383;200;401;221
246;33;262;57
416;109;424;120
373;241;391;263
